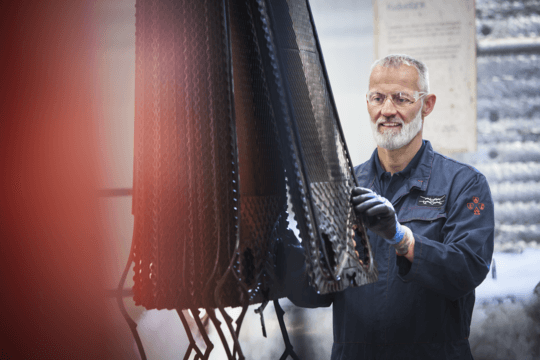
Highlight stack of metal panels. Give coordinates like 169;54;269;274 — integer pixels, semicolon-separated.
454;0;540;252
130;0;377;313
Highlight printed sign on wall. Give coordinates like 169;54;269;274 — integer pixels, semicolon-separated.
373;0;477;154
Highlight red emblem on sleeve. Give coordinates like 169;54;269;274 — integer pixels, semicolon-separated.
468;197;484;215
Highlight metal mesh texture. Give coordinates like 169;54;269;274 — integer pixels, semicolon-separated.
131;0;377;311
229;0;288;305
132;0;241;310
132;0;290;310
254;0;377;294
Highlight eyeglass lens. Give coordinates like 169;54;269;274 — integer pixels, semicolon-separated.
368;92;417;107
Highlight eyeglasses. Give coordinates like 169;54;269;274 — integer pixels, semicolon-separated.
366;91;427;108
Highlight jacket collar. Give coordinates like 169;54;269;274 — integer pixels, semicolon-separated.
355;140;434;193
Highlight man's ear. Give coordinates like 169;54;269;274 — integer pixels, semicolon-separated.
422;94;436;117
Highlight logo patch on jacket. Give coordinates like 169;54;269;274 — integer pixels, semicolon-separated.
467;196;485;215
417;195;446;208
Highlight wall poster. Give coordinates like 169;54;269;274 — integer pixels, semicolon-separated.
374;0;477;154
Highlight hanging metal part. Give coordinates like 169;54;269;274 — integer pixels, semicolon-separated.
207;306;248;360
220;306;248;360
211;3;250;356
207;309;232;359
177;309;214;360
213;248;249;360
274;299;301;360
303;0;378;291
253;0;378;295
117;247;147;360
255;299;269;337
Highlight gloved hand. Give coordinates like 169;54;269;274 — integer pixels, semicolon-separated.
351;187;405;246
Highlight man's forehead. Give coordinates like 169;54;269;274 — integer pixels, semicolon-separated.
369;64;420;91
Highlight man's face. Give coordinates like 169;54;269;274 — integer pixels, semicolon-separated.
367;65;424;150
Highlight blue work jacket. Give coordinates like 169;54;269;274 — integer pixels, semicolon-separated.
281;140;494;360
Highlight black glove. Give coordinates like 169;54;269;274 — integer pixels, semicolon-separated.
351;187;405;245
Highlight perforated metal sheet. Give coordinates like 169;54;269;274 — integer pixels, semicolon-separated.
254;0;378;294
132;0;241;310
228;0;288;305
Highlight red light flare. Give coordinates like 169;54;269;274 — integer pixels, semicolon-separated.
0;1;125;358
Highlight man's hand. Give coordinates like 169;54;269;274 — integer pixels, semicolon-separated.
351;187;412;256
351;187;400;242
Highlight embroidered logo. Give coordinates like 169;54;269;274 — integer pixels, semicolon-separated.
467;197;485;215
417;195;446;208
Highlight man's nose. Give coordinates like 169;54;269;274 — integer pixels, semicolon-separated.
380;96;397;117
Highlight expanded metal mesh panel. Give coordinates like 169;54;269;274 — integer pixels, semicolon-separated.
257;0;377;293
229;0;288;304
132;0;239;310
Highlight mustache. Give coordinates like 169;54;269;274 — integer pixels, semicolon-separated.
376;116;404;125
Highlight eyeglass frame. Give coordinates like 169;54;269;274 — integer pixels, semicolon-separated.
366;91;428;108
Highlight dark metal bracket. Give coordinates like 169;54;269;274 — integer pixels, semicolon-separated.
177;309;214;360
254;300;269;337
213;247;249;360
274;299;301;360
117;247;147;360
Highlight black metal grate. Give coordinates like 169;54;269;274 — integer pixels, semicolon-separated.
256;0;377;294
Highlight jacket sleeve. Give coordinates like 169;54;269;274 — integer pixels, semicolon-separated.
275;228;334;308
397;172;495;301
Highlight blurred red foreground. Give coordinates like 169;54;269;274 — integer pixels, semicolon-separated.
0;2;123;358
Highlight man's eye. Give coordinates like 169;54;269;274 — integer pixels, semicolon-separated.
372;94;384;102
395;94;412;104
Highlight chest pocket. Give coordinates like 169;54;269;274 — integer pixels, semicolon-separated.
397;197;447;244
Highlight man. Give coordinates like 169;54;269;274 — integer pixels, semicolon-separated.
280;54;494;359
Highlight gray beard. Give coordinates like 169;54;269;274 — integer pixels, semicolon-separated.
370;108;423;151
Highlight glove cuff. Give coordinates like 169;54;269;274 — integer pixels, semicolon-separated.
393;226;412;256
390;222;405;244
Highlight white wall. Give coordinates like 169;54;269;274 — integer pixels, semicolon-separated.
309;0;376;166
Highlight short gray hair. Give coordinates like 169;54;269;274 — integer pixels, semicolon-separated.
370;54;430;93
